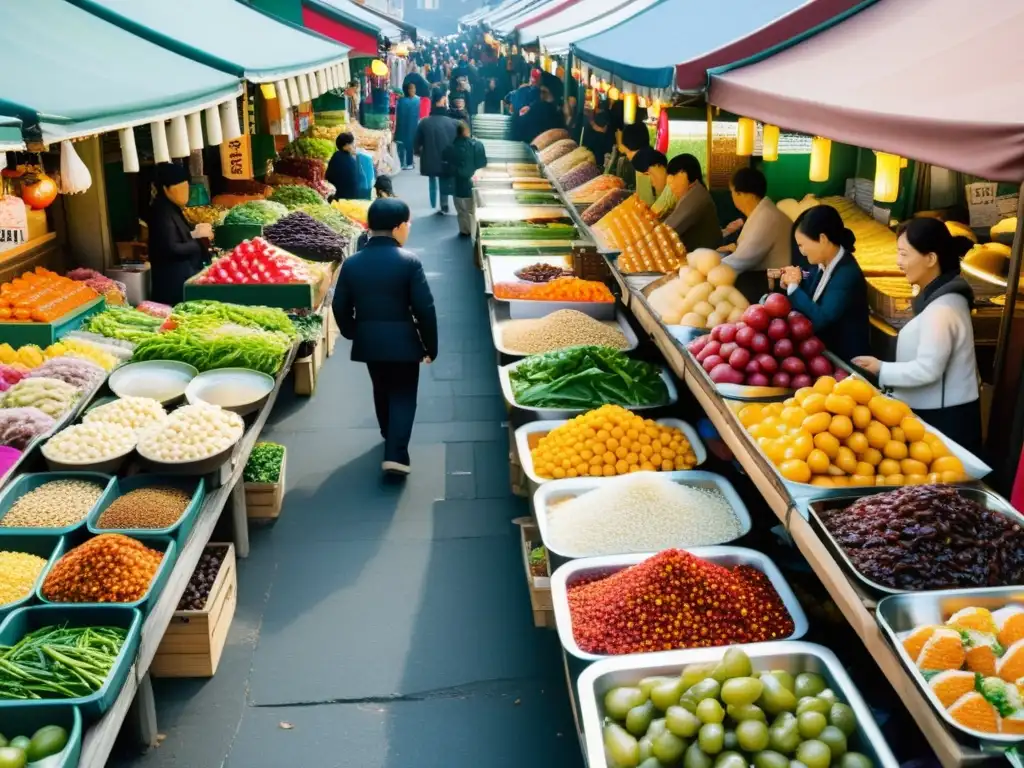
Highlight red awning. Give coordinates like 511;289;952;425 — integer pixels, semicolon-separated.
709;0;1024;181
302;5;379;57
515;0;578;30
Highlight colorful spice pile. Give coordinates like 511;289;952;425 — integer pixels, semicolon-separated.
0;478;105;528
493;276;614;303
95;486;192;530
0;551;48;605
42;534;163;603
567;549;795;654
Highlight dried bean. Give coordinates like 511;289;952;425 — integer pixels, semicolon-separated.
0;479;104;528
96;486;191;530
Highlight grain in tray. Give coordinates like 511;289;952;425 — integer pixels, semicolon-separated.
96;486;192;530
501;309;628;354
0;551;48;604
0;478;104;528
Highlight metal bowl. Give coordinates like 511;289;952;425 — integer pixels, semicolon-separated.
185;368;275;416
108;361;198;407
41;446;135;474
137;438;239;476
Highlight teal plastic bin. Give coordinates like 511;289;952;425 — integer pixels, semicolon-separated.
0;534;64;619
0;296;106;348
38;535;176;616
0;605;141;719
87;475;206;548
0;473;115;536
0;703;82;767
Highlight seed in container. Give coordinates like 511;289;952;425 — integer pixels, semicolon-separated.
0;478;105;528
138;403;243;462
0;551;48;605
96;486;192;530
84;396;167;434
42;422;136;464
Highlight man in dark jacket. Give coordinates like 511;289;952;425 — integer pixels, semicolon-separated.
333;199;438;477
413;90;458;214
442;121;488;237
325;132;360;201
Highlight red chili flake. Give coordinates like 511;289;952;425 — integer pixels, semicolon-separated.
567;549;795;655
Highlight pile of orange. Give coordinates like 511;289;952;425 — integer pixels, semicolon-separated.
617;224;687;274
529;404;698;479
494;276;614;303
737;375;967;487
0;267;98;323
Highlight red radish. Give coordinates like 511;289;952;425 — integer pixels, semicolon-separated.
719;342;738;360
807;355;834;377
710;363;745;384
791;374;813;389
788;311;814;341
771;371;792;388
835;368;850;381
744;359;762;375
695;340;721;362
766;318;789;341
728;347;751;370
710;325;723;342
798;337;825;359
735;325;756;348
717;323;738;343
741;304;770;332
748;373;770;387
702;355;724;373
773;338;794;358
763;292;792;318
781;356;806;375
688;335;711;355
755;353;778;374
750;333;771;354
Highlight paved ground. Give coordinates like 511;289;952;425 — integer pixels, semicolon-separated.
114;170;583;768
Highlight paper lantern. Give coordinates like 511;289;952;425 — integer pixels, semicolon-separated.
168;115;190;158
275;80;291;110
150;121;170;164
608;86;619;100
371;59;389;77
638;96;647;109
119;127;139;173
590;74;598;88
204;105;223;146
762;124;780;162
655;108;669;154
623;92;637;125
186;112;204;151
736;117;755;157
809;137;831;182
220;100;242;141
648;100;661;119
874;151;901;203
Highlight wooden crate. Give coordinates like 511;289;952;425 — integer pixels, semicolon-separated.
152;543;237;678
245;446;286;520
514;517;555;629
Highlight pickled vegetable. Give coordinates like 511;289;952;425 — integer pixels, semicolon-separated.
817;726;847;759
699;723;725;754
828;703;857;736
653;731;688;764
667;706;701;738
794;673;827;699
736;720;770;751
607;687;646;720
626;700;656;736
716;751;748;768
797;711;827;739
697;698;726;724
721;677;764;707
604;722;640;767
685;741;714;768
795;740;831;768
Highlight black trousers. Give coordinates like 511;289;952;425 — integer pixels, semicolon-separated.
366;361;420;465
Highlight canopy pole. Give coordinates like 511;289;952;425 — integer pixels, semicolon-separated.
993;182;1024;390
705;103;713;184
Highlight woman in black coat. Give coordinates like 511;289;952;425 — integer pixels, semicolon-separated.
146;163;208;306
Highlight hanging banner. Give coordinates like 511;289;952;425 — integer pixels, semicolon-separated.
220;134;253;180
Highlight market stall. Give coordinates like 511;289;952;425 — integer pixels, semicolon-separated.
515;0;660;54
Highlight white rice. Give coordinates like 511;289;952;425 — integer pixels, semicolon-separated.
544;472;743;557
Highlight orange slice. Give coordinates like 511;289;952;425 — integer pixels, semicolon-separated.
928;670;977;708
965;646;999;676
902;625;939;661
1000;713;1024;735
948;691;999;733
994;605;1024;649
916;627;966;671
947;606;997;635
997;639;1024;683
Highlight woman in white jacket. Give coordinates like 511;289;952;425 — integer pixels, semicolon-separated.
853;218;981;454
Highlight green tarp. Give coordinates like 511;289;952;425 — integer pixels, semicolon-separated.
0;0;241;144
70;0;349;83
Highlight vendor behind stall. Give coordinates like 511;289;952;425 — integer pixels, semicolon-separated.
719;167;792;302
781;205;870;362
853;218;981;454
147;163;210;306
632;148;674;217
607;122;654;204
662;154;721;252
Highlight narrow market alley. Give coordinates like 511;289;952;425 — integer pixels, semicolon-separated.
114;170;584;768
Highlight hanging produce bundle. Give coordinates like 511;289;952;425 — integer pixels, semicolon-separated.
264;212;350;261
58;140;92;194
193;238;312;286
0;267;98;322
268;184;326;209
221;200;288;226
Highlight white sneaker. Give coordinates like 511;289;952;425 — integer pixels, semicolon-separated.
382;461;411;476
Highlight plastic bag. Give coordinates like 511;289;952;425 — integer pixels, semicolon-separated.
59;140;92;194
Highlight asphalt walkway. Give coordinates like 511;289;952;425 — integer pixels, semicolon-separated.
116;169;582;768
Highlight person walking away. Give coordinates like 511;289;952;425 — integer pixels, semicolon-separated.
779;205;870;362
443;121;488;237
402;64;431;98
333;198;438;477
483;78;503;114
852;218;981;454
325;132;360;201
414;90;459;214
395;83;421;170
662;154;721;252
147;162;210;306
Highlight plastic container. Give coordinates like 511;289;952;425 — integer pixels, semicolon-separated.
0;703;83;768
38;535;176;616
0;296;105;348
514;418;706;486
0;472;114;536
87;475;205;548
0;534;64;619
0;604;141;719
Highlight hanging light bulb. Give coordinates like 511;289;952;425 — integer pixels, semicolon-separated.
150;121;170;164
874;151;902;203
762;124;780;162
186;113;204;151
809;137;832;182
119;127;139;173
371;59;389;77
623;92;637;125
220;100;242;141
168;115;190;158
736;118;755;156
204;105;223;145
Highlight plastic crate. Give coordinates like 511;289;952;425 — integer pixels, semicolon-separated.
0;703;82;767
0;534;64;620
0;605;141;719
86;475;205;547
182;281;317;310
0;297;106;348
0;473;115;536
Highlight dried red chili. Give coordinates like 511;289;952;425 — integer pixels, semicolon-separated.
567;549;794;654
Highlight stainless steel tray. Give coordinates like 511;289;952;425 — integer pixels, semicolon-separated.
532;470;752;564
487;299;639;358
485;254;574;293
476;206;573;223
577;641;898;768
550;546;809;662
876;586;1024;746
807;487;1024;598
498;359;678;419
497;296;616;320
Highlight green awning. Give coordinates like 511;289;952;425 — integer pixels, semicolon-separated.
0;0;241;144
0;117;25;153
70;0;350;83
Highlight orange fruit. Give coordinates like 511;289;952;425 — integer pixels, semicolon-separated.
851;405;872;430
866;421;891;449
928;670;978;708
1000;714;1024;735
738;404;765;427
810;476;835;487
783;397;799;408
830;475;849;487
855;461;876;476
802;393;828;415
878;459;902;476
883;441;909;460
906;474;929;485
835;447;858;474
965;645;999;676
884;474;905;486
941;470;966;484
916;627;966;670
781;406;808;428
901;416;926;442
902;459;929;476
814;432;840;459
827;464;847;476
779;459;811;484
948;607;997;635
825;393;856;416
948;692;999;734
802;412;832;435
846;378;876;405
997;639;1024;683
902;625;939;659
869;395;909;427
932;456;965;474
875;475;890;486
829;415;853;439
794;387;814;404
890;427;906;443
861;447;884;466
994;606;1024;648
850;474;874;486
846;431;869;454
812;376;836;395
927;434;951;459
909;441;933;465
807;449;831;474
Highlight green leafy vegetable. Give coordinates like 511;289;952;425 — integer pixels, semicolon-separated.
173;301;298;340
282;137;336;162
222;200;289;226
289;314;324;343
268;185;325;209
977;676;1021;717
131;321;291;375
244;442;285;484
509;346;668;409
84;306;162;342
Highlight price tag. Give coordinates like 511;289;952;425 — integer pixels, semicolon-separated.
219;135;253;180
967;182;999;227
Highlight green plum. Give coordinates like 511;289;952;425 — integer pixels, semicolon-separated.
607;687;647;720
